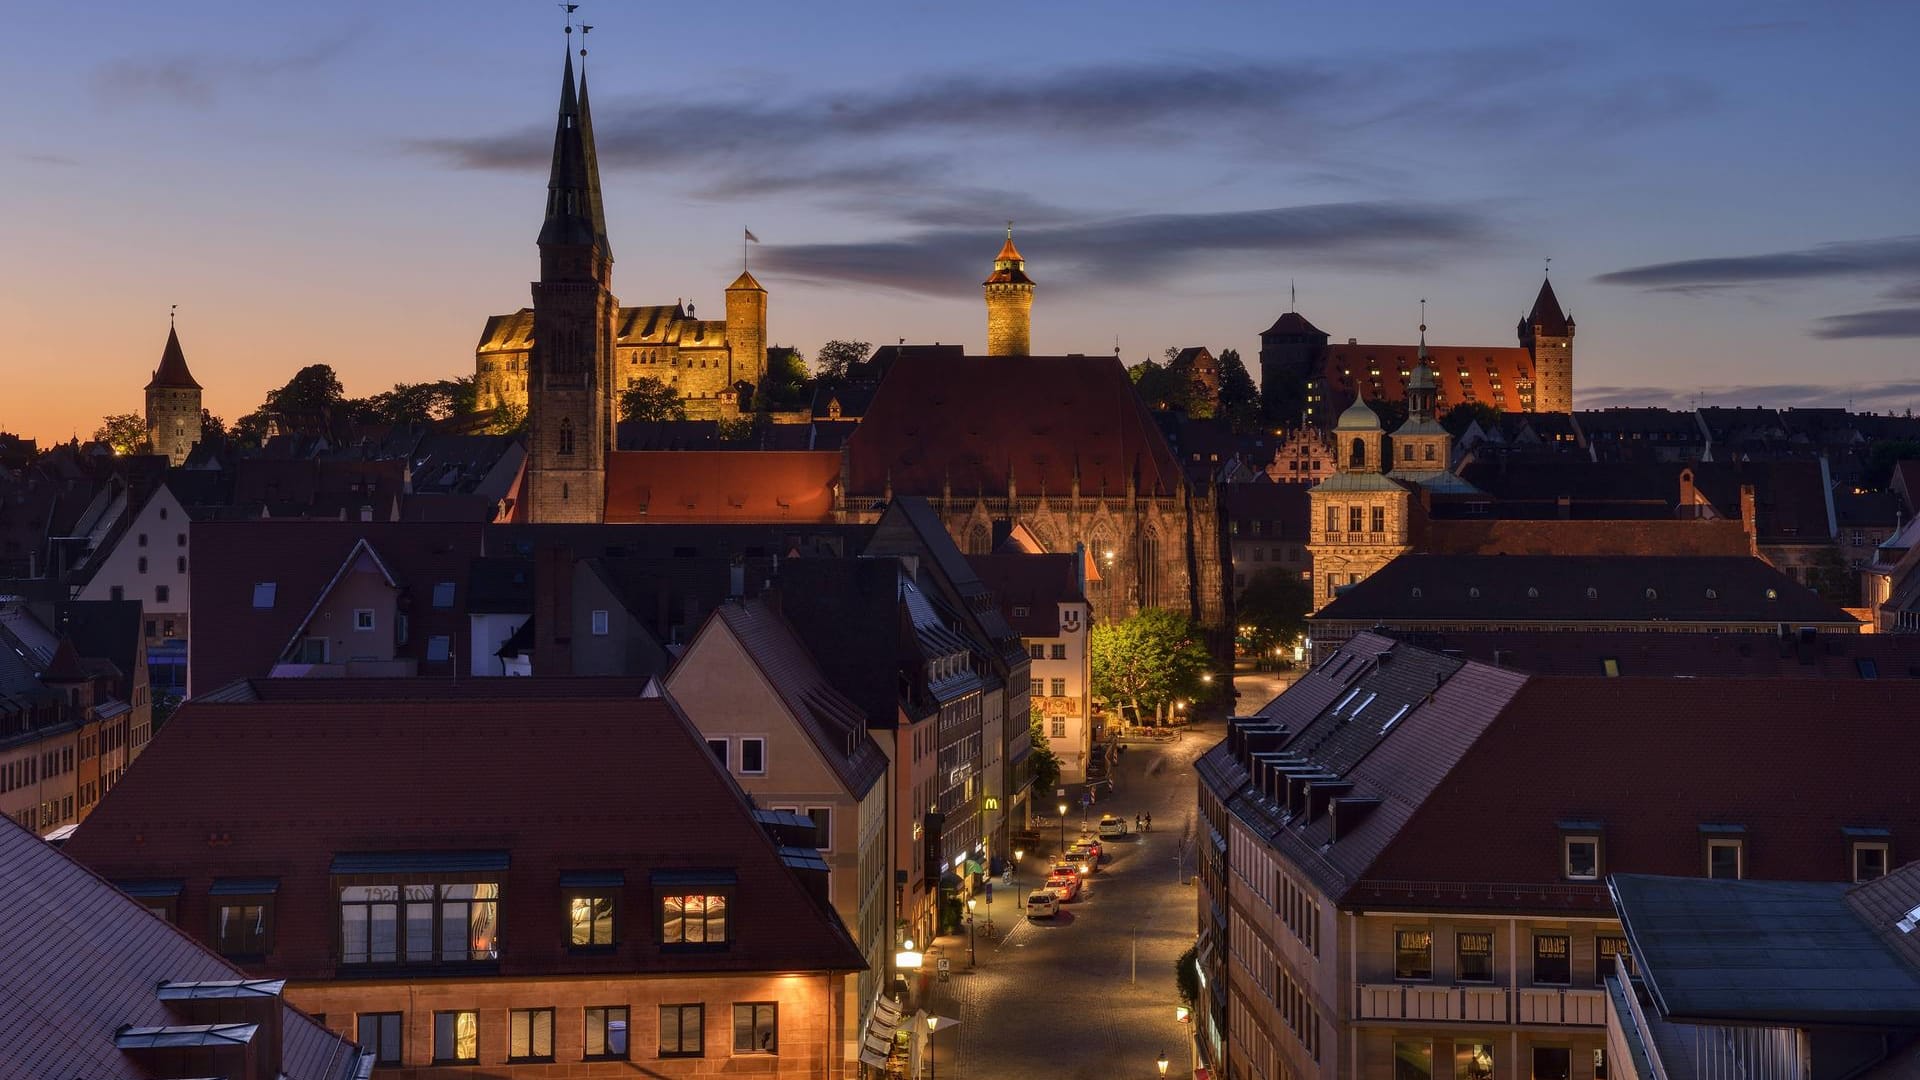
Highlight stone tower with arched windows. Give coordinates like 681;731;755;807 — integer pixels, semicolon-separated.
144;321;202;466
525;45;615;523
1306;395;1413;610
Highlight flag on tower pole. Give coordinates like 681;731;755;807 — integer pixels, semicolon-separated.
743;228;759;271
744;228;760;243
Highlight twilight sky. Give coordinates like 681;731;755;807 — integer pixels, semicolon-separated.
4;0;1918;443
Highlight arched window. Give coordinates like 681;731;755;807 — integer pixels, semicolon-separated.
558;418;575;456
967;524;991;555
1350;438;1366;468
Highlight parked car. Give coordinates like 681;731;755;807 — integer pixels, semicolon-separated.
1048;863;1081;883
1044;873;1081;902
1067;841;1101;873
1098;814;1129;838
1026;890;1060;919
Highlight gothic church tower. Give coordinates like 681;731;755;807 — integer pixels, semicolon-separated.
984;227;1034;356
144;320;202;466
1520;276;1575;414
526;44;617;524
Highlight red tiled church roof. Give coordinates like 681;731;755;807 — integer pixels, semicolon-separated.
846;352;1186;498
63;690;866;979
604;450;841;523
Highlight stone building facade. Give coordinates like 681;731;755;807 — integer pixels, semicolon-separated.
983;228;1034;357
477;274;768;422
144;322;202;466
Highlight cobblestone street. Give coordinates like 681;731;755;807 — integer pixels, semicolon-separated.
915;720;1218;1080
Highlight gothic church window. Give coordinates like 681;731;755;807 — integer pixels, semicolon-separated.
559;419;575;456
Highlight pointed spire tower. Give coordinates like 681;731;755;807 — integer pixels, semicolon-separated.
1520;273;1575;413
984;223;1035;356
145;313;203;465
527;29;618;524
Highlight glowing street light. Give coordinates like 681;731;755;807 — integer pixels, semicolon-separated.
1058;801;1069;855
965;897;978;967
1158;1051;1170;1076
895;937;923;973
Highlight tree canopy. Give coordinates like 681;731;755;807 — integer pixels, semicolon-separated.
1217;348;1262;433
1236;569;1313;655
617;377;688;423
92;414;147;456
813;340;871;384
1089;607;1215;723
1025;712;1062;796
1441;401;1503;437
758;346;812;411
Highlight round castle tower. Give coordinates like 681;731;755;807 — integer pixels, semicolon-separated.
983;226;1034;357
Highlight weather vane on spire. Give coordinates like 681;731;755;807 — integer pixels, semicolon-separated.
1420;297;1427;335
1545;255;1552;275
170;303;177;329
1006;220;1014;239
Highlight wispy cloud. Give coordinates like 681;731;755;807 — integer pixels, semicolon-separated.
18;153;80;167
1595;235;1920;288
758;202;1491;295
92;26;363;109
1812;307;1920;340
1581;381;1920;412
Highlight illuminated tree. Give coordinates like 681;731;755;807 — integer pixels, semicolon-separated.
617;377;688;422
92;414;148;455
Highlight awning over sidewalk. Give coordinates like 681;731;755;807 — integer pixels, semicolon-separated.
858;993;902;1069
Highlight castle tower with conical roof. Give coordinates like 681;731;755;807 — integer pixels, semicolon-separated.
144;321;202;465
526;42;617;523
1520;276;1575;413
983;226;1034;356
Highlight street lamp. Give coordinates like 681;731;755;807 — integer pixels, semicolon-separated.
926;1014;940;1080
1013;848;1023;898
1158;1051;1170;1076
966;898;977;967
1058;801;1069;856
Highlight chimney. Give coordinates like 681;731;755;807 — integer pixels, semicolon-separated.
1741;484;1760;555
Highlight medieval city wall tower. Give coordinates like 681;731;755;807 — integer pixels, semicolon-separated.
725;270;768;394
144;323;202;466
984;228;1034;356
1521;276;1575;414
526;48;615;524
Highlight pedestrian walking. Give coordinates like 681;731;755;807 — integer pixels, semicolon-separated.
1145;812;1153;833
1134;814;1142;833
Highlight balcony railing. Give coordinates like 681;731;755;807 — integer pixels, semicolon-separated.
1357;985;1604;1026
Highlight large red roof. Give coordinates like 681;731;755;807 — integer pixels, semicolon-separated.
604;450;840;523
1322;343;1537;413
63;688;865;979
846;352;1186;498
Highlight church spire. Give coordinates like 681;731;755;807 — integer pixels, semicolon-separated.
538;43;610;255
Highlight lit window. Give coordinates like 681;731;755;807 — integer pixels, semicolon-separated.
433;1011;479;1064
1457;1042;1494;1080
661;894;729;945
1395;1040;1433;1080
569;893;617;947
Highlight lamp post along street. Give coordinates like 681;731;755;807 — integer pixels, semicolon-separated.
966;898;977;967
927;1015;938;1080
1058;802;1068;856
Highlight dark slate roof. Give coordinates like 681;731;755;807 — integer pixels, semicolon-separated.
772;557;926;727
64;691;864;980
845;352;1186;498
1612;873;1920;1026
965;553;1085;638
145;325;201;390
1204;634;1920;915
1381;628;1920;679
1313;554;1855;626
1527;277;1570;336
1848;861;1920;973
709;600;889;798
0;815;365;1079
1260;311;1326;339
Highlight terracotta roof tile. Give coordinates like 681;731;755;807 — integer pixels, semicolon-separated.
846;353;1185;498
605;451;840;523
64;689;866;979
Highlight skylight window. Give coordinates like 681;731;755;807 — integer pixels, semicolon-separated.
251;583;276;609
1347;691;1377;718
1380;703;1411;733
1331;688;1362;715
